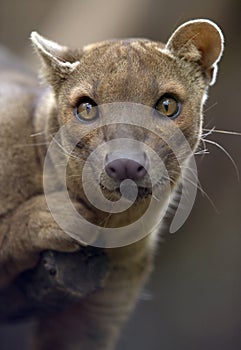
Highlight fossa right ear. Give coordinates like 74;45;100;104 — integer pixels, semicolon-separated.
166;19;224;85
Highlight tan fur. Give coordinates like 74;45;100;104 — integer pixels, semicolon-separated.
0;20;223;349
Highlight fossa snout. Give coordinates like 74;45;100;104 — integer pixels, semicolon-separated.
97;131;154;198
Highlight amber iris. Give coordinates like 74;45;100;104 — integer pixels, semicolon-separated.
155;94;181;118
75;98;98;122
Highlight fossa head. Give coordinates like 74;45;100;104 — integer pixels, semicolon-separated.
31;20;224;220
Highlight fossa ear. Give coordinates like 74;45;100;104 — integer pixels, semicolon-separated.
30;32;80;88
166;19;224;85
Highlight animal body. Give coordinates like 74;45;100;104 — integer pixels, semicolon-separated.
0;19;223;349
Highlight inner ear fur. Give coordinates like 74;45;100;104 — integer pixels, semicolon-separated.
166;19;224;85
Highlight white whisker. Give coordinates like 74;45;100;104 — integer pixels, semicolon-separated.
194;149;209;155
30;128;57;137
203;128;241;137
202;138;240;181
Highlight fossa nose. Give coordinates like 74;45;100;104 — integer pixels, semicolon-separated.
105;152;149;181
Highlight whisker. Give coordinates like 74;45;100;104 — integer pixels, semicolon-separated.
203;128;241;137
203;102;218;113
30;130;46;137
66;174;82;179
194;149;209;155
152;194;160;202
202;138;240;181
13;142;49;148
182;170;219;213
30;128;57;137
201;127;215;139
169;164;219;214
51;136;80;160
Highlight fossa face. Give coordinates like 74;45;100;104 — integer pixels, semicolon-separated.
32;20;224;228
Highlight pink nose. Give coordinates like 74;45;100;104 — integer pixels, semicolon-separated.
105;158;148;181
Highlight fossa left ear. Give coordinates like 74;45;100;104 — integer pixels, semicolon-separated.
30;32;80;88
166;19;224;85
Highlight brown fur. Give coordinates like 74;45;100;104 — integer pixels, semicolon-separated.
0;20;223;349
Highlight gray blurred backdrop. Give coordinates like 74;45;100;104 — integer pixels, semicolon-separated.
0;0;240;349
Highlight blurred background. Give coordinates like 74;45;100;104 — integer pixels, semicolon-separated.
0;0;240;349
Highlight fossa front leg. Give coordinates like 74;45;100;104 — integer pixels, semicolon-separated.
0;193;90;288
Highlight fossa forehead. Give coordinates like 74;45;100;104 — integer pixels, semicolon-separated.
82;39;167;67
67;39;184;103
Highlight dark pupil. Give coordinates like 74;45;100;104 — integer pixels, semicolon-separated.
85;103;92;114
163;99;169;112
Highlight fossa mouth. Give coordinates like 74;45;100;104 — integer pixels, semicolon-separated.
100;183;152;201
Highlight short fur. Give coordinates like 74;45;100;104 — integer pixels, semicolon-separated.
0;20;223;349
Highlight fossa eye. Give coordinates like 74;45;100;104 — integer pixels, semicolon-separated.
155;94;181;119
74;97;98;122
